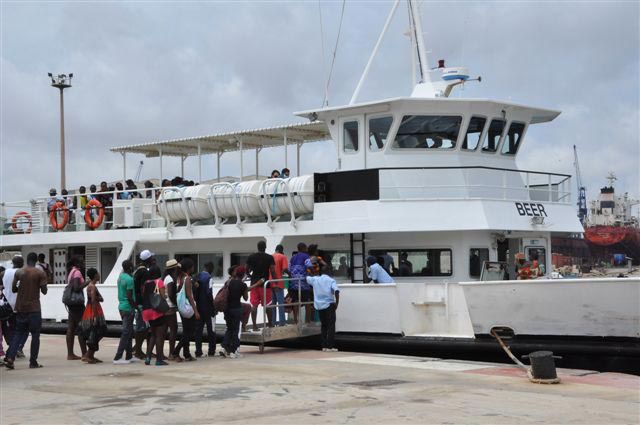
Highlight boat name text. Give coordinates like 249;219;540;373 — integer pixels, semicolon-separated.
515;202;547;217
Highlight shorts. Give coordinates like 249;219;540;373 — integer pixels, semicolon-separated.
288;289;312;303
250;286;272;307
149;316;166;327
68;305;85;325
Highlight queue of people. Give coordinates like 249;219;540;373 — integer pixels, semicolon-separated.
1;240;341;369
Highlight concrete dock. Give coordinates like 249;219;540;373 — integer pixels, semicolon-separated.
1;335;638;424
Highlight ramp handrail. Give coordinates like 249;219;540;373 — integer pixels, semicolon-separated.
260;277;315;331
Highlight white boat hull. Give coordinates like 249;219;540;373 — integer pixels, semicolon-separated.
460;278;640;338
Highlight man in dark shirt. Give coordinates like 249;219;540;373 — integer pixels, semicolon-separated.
246;241;276;331
4;252;47;369
194;262;216;357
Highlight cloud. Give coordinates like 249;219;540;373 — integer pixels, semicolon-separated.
1;1;638;218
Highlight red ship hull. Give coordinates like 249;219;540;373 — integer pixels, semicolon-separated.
584;226;638;246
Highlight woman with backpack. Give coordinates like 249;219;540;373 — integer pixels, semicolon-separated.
172;258;199;361
65;256;88;361
142;266;169;366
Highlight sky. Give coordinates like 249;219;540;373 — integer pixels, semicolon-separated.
1;1;638;213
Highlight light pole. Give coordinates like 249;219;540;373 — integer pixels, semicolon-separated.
48;72;73;190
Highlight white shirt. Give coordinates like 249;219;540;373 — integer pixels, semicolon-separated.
2;268;18;309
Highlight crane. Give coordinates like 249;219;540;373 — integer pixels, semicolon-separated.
134;160;144;182
573;145;588;224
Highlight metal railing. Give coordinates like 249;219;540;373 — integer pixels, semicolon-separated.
260;277;315;329
378;166;572;204
1;186;162;235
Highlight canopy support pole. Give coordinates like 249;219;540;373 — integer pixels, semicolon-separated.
296;141;301;177
197;143;202;183
159;149;163;181
121;152;127;183
284;129;288;168
255;146;262;179
181;156;186;179
217;151;222;182
239;137;244;181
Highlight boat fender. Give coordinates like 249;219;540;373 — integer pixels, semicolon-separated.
84;199;105;229
11;211;32;234
49;201;69;231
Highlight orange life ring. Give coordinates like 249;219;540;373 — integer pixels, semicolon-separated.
49;201;69;231
11;211;32;234
84;199;105;229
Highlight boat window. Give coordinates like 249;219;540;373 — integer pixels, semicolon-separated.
230;253;251;269
461;116;486;150
319;250;351;279
343;120;359;152
369;249;452;277
393;115;461;149
524;246;546;277
501;122;526;155
198;253;224;278
469;248;490;278
368;116;393;152
482;119;506;152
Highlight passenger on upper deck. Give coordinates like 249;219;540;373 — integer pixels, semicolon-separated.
115;182;131;200
47;188;62;212
281;168;290;178
78;186;88;209
270;170;280;178
126;179;141;198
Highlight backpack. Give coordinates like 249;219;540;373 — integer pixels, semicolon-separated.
213;280;230;313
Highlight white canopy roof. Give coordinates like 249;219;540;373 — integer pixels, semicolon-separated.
110;121;331;158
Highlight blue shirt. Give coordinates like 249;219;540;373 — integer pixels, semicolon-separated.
306;275;339;310
289;252;310;290
368;263;394;284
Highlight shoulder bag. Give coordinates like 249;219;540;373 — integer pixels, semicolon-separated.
176;276;195;318
150;279;170;313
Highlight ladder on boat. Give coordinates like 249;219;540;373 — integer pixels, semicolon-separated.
350;233;367;283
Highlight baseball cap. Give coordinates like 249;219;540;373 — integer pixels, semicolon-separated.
139;249;155;261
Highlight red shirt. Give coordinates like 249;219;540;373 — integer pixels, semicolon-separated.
272;252;288;288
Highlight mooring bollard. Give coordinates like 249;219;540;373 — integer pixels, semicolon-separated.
522;350;562;383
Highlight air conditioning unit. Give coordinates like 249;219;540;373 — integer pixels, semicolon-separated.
113;199;144;228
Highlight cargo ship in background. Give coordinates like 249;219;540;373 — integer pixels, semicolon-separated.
584;174;640;265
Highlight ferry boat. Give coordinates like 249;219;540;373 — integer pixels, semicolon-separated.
1;1;638;369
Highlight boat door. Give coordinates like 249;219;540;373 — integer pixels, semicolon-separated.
523;238;549;275
338;115;366;171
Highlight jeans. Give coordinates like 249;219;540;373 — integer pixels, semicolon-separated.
114;310;134;360
7;311;42;364
318;304;336;349
271;288;286;326
222;307;242;354
2;314;26;351
195;309;216;355
174;315;196;358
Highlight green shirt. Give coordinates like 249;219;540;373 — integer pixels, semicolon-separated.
117;272;135;312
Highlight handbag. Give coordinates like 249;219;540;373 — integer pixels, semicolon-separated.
134;308;148;333
62;284;85;306
177;276;195;318
0;294;13;320
213;280;229;313
150;279;169;313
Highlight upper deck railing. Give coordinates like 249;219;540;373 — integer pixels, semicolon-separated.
0;166;571;236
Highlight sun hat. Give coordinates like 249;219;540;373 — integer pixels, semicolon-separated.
165;259;180;269
139;249;155;261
